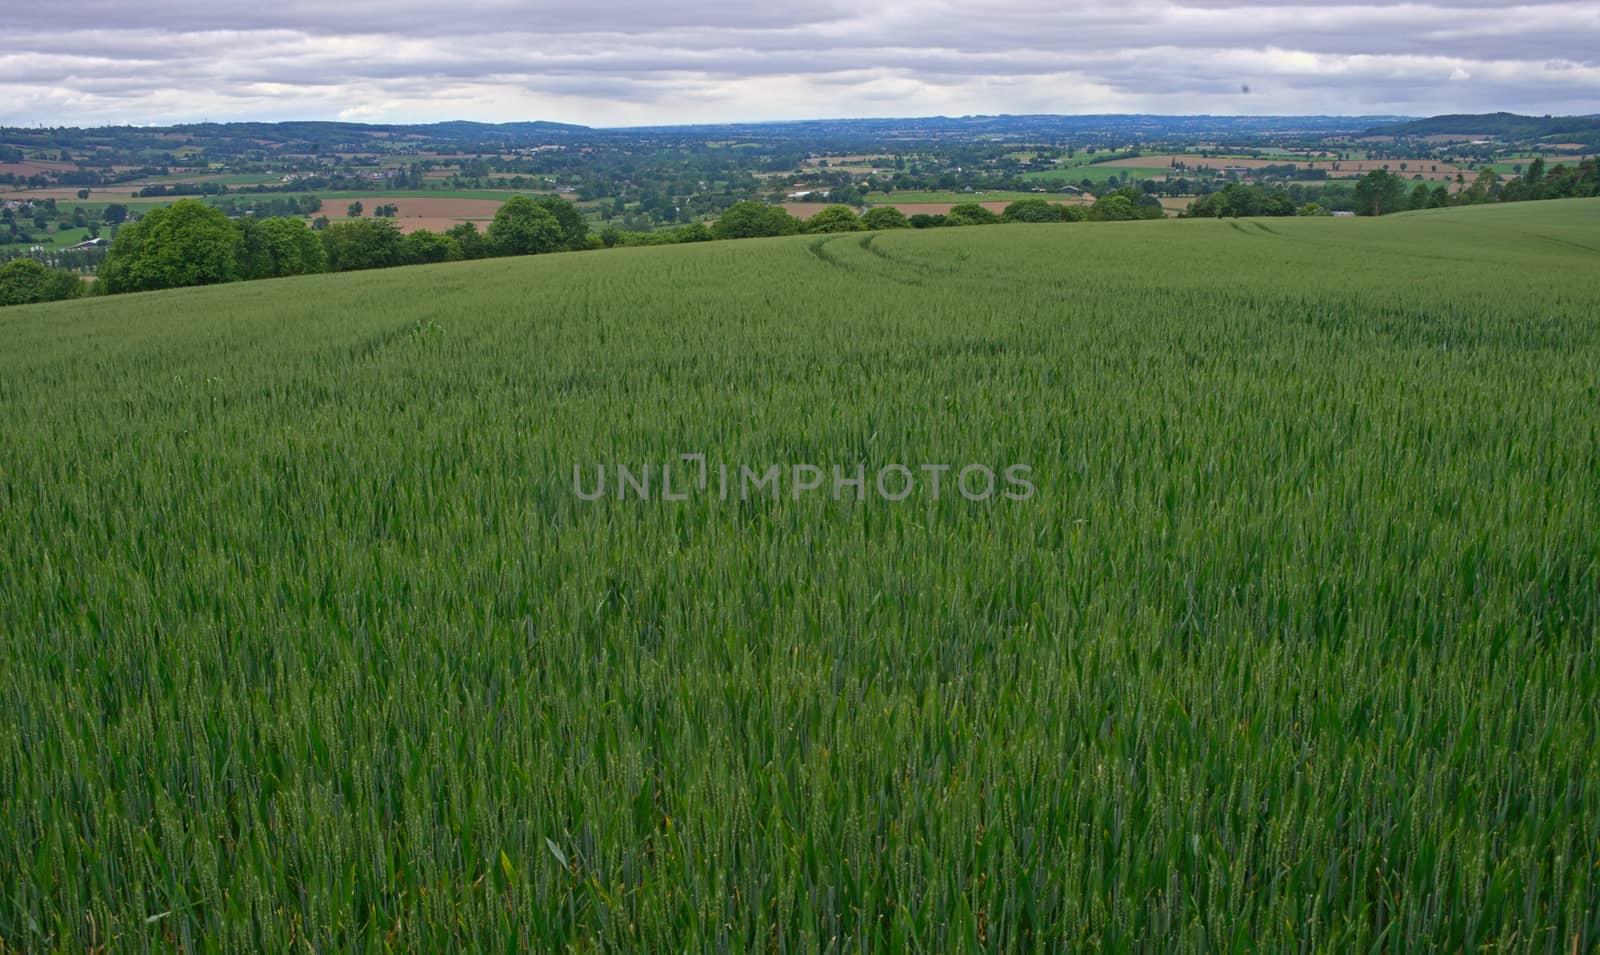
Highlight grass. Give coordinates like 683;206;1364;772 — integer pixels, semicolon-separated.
0;225;98;249
209;174;291;186
2;199;1598;951
865;190;1088;204
297;189;573;202
1482;158;1593;175
1022;166;1168;185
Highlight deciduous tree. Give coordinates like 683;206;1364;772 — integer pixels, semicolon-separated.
321;218;405;272
402;229;463;265
711;202;799;240
1354;170;1406;216
0;258;82;306
488;196;564;255
1001;199;1067;223
239;217;328;279
804;205;864;233
945;203;1000;226
860;207;911;230
98;200;243;293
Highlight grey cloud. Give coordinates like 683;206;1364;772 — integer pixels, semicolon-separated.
1;1;1597;126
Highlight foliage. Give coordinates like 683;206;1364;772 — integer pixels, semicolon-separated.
534;196;590;250
1001;198;1068;222
711;201;800;239
402;229;463;265
1353;169;1408;216
488;195;565;255
239;216;329;280
137;182;226;198
803;205;864;233
604;223;718;247
321;218;406;272
1088;193;1136;221
1500;158;1599;203
97;199;243;293
944;202;1001;226
447;222;493;260
1368;112;1600;143
859;206;911;230
1088;186;1165;221
1183;183;1297;218
208;195;323;219
670;222;715;242
0;257;82;305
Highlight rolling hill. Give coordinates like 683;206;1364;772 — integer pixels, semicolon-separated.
1368;112;1600;144
2;200;1598;950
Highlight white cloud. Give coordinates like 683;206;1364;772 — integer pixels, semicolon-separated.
1;1;1597;125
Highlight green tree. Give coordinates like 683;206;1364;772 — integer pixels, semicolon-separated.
1462;167;1500;204
1525;157;1546;189
447;222;492;260
1182;193;1222;218
1217;183;1261;217
239;217;328;280
1092;185;1162;220
1260;192;1295;217
488;196;564;255
0;258;82;306
1353;170;1406;216
1408;183;1432;211
347;201;364;218
321;218;405;272
1088;194;1137;221
945;203;1001;226
98;200;243;294
402;229;463;265
669;223;714;243
1001;199;1067;223
711;202;799;240
804;205;864;233
860;207;911;230
534;196;589;250
828;184;864;206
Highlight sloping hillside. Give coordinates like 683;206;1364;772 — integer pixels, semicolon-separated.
2;200;1598;951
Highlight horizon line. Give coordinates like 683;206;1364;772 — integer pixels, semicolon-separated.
5;110;1569;134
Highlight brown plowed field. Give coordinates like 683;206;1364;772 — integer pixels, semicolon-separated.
0;161;76;176
326;197;506;232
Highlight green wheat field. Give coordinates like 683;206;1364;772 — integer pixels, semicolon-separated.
2;199;1598;952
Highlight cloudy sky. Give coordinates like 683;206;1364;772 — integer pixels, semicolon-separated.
2;1;1597;127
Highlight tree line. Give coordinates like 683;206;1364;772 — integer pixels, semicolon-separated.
702;188;1163;240
12;164;1591;307
0;194;597;303
1186;160;1599;218
3;187;1177;306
